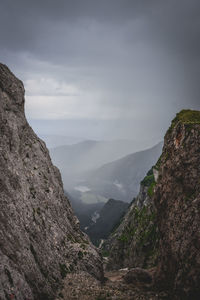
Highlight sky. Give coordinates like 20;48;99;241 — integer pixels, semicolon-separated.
0;0;200;146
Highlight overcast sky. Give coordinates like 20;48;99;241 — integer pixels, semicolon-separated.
1;0;200;146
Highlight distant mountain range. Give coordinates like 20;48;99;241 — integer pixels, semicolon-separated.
49;139;142;186
39;134;84;148
85;199;129;246
68;192;129;246
61;141;163;243
82;142;163;202
65;190;105;231
50;139;163;203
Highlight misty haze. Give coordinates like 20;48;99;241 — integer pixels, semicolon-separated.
0;1;200;299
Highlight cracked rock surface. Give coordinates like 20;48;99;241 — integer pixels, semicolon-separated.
153;111;200;299
0;63;103;300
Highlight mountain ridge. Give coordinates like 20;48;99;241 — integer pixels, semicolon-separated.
83;141;163;202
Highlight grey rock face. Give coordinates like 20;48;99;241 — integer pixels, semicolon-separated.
106;110;200;298
0;63;103;300
104;183;159;271
153;111;200;299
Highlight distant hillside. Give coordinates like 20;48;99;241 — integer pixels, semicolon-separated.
83;142;163;202
86;199;129;246
39;134;84;148
66;189;129;246
66;193;129;246
49;139;141;188
65;191;105;232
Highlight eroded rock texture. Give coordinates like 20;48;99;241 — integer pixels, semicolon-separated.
104;181;159;271
154;110;200;299
0;64;103;300
106;110;200;299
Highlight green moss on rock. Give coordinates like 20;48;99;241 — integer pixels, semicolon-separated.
172;109;200;124
147;181;156;197
166;109;200;136
117;203;159;268
141;167;155;187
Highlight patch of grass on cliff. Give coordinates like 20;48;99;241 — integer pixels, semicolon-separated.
118;233;129;242
141;168;156;197
118;206;157;246
141;167;155;188
147;181;156;197
138;222;157;247
175;109;200;124
167;109;200;136
154;149;169;171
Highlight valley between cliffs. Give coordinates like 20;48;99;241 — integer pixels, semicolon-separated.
0;64;200;300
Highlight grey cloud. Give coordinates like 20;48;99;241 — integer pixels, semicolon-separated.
0;0;200;142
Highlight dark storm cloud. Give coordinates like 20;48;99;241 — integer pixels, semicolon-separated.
1;0;199;57
0;0;154;57
0;0;200;142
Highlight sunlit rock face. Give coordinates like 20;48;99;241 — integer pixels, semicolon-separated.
0;64;103;300
153;110;200;299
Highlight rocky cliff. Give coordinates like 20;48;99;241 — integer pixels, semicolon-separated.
104;168;159;270
153;110;200;299
105;109;200;299
0;64;103;300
